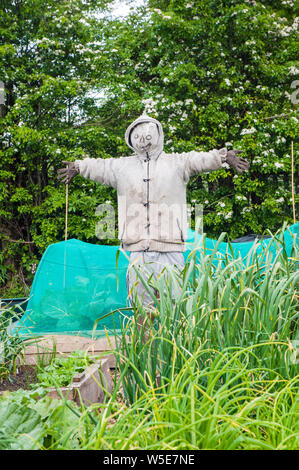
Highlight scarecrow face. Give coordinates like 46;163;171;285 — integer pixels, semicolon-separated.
130;122;160;154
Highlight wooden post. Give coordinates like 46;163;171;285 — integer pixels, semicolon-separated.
63;181;69;288
291;141;296;224
0;81;4;118
65;182;69;241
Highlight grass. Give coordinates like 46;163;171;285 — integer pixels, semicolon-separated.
87;345;298;450
0;223;298;449
113;223;298;403
93;222;298;449
0;305;27;382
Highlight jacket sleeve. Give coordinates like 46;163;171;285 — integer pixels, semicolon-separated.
74;157;120;189
179;148;227;182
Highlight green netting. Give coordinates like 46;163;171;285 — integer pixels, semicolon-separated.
13;224;298;338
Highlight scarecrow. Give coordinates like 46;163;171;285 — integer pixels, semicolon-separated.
58;115;250;319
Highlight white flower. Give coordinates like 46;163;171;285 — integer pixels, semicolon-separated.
274;162;284;169
219;202;226;207
225;211;233;219
240;127;256;135
224;78;231;86
241;207;251;215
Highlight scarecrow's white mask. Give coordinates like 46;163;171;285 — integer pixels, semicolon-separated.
130;122;160;155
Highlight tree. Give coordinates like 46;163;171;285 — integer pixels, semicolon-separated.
0;0;115;295
95;0;299;237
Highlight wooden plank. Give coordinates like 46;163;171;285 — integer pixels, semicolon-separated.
21;334;116;368
1;358;113;405
46;358;112;405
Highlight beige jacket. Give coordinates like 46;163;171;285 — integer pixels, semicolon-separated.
75;115;227;252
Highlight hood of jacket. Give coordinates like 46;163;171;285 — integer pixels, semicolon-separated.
125;114;164;160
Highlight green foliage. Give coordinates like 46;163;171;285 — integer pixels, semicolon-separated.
0;305;28;382
0;0;298;295
98;0;298;237
33;350;99;388
0;388;82;449
114;225;299;404
0;399;44;450
0;227;298;449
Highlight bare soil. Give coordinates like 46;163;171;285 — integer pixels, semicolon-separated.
0;366;124;399
0;365;38;392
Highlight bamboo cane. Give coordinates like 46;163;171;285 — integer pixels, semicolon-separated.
64;175;69;289
65;182;69;241
291;141;296;224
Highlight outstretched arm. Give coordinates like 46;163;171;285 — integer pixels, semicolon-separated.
181;147;250;181
57;157;119;189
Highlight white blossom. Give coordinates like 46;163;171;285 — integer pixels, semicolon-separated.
240;127;256;135
289;66;299;75
241;207;251;215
